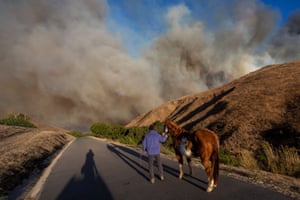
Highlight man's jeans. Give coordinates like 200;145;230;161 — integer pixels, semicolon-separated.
148;154;163;179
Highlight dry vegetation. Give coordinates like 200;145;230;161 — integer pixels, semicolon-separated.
0;122;73;196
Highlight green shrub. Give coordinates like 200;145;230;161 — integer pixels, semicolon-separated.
90;122;149;145
125;126;148;144
89;121;179;155
152;121;165;133
219;148;239;166
90;122;113;138
67;130;83;137
0;115;36;128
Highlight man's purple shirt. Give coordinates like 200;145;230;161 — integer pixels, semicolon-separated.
142;130;167;155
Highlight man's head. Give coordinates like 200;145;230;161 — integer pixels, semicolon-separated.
149;124;155;130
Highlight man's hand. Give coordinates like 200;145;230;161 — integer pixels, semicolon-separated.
162;132;168;138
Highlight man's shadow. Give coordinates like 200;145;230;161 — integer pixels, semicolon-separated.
56;149;113;200
107;144;150;180
81;149;98;180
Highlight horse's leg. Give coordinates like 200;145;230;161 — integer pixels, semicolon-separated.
187;157;193;176
212;141;219;188
202;158;214;192
185;140;193;176
200;149;213;191
176;154;184;179
198;142;214;192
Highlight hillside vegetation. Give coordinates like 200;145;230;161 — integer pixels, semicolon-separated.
127;60;300;177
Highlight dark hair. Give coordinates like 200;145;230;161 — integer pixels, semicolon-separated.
149;124;154;130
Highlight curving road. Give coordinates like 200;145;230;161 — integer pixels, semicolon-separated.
32;137;292;200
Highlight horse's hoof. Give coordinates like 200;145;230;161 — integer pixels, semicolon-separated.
214;184;217;188
179;172;184;179
206;186;214;192
150;178;155;184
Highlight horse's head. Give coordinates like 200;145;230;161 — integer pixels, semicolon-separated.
164;119;193;157
164;119;184;138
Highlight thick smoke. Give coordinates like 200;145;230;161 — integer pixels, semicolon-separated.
0;0;162;128
0;0;299;129
145;1;281;100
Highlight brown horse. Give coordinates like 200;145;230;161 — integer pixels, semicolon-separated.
164;119;220;192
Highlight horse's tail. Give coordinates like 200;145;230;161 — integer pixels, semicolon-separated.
212;142;219;185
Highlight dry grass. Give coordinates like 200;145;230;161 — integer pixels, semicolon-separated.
239;149;259;170
261;142;300;176
0;124;73;196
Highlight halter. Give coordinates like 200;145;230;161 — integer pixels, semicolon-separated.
164;126;168;134
164;119;192;157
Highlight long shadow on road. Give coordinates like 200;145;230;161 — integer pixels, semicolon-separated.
162;164;207;191
56;149;113;200
107;143;207;191
107;144;149;180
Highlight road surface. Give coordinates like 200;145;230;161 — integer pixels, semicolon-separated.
33;137;292;200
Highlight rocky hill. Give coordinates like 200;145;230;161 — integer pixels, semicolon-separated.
127;60;300;175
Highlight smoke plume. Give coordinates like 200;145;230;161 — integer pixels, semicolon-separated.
0;0;299;129
269;9;300;60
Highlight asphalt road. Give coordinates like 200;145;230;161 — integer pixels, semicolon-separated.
34;137;292;200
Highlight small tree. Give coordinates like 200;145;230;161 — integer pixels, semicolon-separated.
90;122;113;138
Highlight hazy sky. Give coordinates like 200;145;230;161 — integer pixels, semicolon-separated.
0;0;299;129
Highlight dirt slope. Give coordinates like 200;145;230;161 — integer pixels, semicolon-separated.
127;60;300;168
0;122;73;196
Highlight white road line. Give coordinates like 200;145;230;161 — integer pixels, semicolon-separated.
25;139;75;200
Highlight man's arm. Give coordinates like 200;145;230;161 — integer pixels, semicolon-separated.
142;136;147;151
160;134;168;143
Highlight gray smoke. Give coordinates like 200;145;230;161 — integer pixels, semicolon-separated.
0;0;299;129
269;9;300;60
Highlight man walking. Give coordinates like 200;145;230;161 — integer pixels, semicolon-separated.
142;123;168;184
